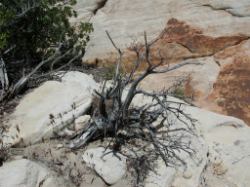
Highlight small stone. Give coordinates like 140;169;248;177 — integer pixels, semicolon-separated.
183;170;193;179
56;144;64;149
57;128;75;137
82;147;127;185
74;115;91;132
0;159;72;187
212;162;228;175
213;157;223;165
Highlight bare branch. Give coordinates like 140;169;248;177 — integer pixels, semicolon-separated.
105;31;122;55
144;32;152;67
68;30;199;185
105;31;123;83
152;61;201;74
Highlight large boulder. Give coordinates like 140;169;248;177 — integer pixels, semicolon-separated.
73;0;250;125
141;39;250;125
0;159;74;187
76;0;250;62
132;95;250;187
2;71;98;146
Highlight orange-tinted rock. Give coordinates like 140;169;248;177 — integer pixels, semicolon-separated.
140;56;220;100
184;76;202;99
84;18;250;125
87;19;249;71
207;41;250;125
140;39;250;125
158;18;249;55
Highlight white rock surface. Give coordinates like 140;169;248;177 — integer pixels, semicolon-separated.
74;115;91;132
131;95;250;187
82;147;127;185
0;159;74;187
3;71;98;146
140;57;220;99
194;0;250;17
76;0;250;62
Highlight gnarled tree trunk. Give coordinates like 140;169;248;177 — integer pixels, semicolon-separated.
68;31;200;149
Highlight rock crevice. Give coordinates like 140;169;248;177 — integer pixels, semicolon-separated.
202;4;250;18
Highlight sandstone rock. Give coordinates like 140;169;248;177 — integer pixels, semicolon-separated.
183;170;193;179
82;147;127;185
193;0;250;17
145;161;176;187
74;0;250;125
140;57;220;99
139;39;250;125
56;128;75;137
206;40;250;125
56;144;64;149
2;72;98;147
78;0;250;63
0;159;74;187
131;95;250;187
74;115;91;132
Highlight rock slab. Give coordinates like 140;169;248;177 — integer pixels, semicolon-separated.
3;71;98;146
82;147;127;185
0;159;74;187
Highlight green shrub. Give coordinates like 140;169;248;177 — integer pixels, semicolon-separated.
0;0;93;83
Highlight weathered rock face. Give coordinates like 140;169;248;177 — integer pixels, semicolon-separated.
132;95;250;187
78;0;250;62
0;159;74;187
2;72;98;146
74;0;250;125
82;147;127;185
208;40;250;125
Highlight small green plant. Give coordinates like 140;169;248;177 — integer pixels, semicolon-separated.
103;64;116;80
171;86;186;99
103;64;125;80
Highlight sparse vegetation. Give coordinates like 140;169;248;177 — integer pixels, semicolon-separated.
172;85;186;99
102;63;126;80
69;31;200;185
103;64;117;80
169;79;196;103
